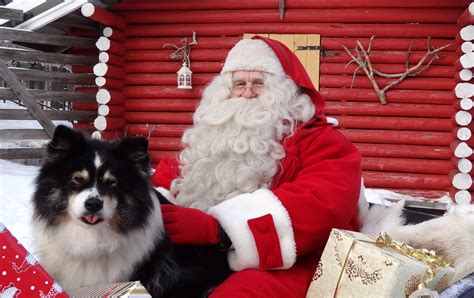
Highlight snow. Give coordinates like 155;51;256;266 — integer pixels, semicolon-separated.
0;160;38;254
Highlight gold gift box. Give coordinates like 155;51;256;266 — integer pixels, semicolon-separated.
306;229;455;298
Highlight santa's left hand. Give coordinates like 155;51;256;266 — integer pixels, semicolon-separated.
161;204;220;245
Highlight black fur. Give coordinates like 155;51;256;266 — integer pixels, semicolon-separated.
32;125;231;297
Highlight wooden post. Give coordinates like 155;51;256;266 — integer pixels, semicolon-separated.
0;60;55;137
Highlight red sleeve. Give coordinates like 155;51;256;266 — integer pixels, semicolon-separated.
151;158;180;189
273;125;361;257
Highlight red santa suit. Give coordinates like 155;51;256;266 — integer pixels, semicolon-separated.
152;36;361;297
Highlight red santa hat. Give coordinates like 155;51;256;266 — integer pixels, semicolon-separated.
221;36;326;123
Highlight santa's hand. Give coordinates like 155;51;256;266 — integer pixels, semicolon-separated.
161;204;220;245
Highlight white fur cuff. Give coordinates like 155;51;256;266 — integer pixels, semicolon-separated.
208;189;296;271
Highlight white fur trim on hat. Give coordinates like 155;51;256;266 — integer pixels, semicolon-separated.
221;39;285;76
208;188;296;271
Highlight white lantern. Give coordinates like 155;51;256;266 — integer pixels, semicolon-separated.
177;62;192;89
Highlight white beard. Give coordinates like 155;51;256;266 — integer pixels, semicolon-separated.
171;73;315;211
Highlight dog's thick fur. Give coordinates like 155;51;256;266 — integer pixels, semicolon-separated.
32;125;231;297
361;201;474;284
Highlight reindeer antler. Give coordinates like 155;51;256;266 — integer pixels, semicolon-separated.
343;36;451;104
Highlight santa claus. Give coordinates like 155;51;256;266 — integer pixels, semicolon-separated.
152;36;362;296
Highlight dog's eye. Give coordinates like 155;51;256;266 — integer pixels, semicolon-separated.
72;173;87;185
103;178;117;187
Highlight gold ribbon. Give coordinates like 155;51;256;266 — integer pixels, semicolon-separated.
374;232;451;288
333;232;451;297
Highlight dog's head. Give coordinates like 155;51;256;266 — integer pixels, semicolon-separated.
33;125;154;233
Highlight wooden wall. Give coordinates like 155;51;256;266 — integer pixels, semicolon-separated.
83;0;472;199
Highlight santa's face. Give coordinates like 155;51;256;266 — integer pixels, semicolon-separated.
171;72;315;210
230;71;265;98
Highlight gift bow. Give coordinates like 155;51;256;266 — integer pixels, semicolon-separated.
334;232;452;298
374;232;451;289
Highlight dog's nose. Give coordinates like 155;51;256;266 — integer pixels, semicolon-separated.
85;197;103;213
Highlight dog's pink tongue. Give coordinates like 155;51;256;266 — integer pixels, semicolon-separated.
84;215;100;224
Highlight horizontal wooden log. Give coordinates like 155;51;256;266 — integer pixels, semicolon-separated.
96;37;126;55
91;129;124;140
69;47;99;56
111;0;469;10
124;23;458;38
460;25;474;41
98;52;124;66
455;82;474;98
94;116;126;130
124;98;199;112
124;62;223;73
93;63;125;79
340;129;452;146
71;65;93;74
124;49;227;62
457;69;473;82
460;41;474;54
124;73;215;86
454;97;474;111
453;105;474;124
449;170;472;190
321;50;456;65
453;126;472;141
119;8;461;24
0;47;97;65
451;189;472;204
0;109;96;121
450;140;473;158
354;143;450;159
0;129;49;140
321;37;456;52
124;112;193;124
0;148;46;160
336;115;451;131
0;27;96;48
452;157;472;173
320;75;455;91
319;63;454;78
319;88;455;105
457;2;474;27
96;89;126;105
362;157;451;175
72;102;97;111
10;67;95;84
0;88;95;102
0;7;23;21
124;86;203;99
103;27;126;42
95;77;125;90
98;105;124;117
69;28;99;38
81;3;126;30
126;124;189;137
460;52;474;69
326;102;454;118
148;137;182;151
124;37;241;50
363;171;450;190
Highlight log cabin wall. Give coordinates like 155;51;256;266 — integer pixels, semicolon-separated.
81;0;473;200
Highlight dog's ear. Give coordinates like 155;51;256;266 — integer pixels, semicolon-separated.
118;137;149;162
47;125;86;159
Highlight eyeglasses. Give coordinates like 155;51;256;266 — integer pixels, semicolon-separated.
231;81;265;96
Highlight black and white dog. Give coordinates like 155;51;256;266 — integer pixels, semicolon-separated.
32;125;231;297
